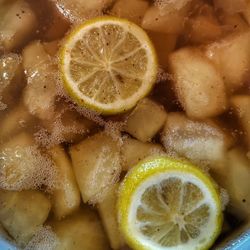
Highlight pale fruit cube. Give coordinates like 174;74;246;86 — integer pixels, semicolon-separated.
221;148;250;219
243;1;250;25
0;132;35;189
231;95;250;148
70;132;121;204
219;13;248;32
161;113;231;168
169;48;227;119
0;133;57;191
0;53;24;109
22;41;58;121
121;137;165;171
124;98;167;142
52;0;113;23
147;31;176;69
205;30;250;92
111;0;149;25
43;40;60;56
0;190;51;247
0;102;33;141
0;0;37;51
48;145;81;219
98;184;124;249
185;15;222;44
142;1;192;34
50;208;109;250
213;0;247;14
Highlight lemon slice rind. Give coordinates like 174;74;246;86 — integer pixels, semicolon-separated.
60;16;158;115
118;157;223;250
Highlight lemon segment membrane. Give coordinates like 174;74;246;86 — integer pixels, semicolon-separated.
60;16;158;114
118;157;223;250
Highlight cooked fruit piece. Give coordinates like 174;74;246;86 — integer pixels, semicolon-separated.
60;16;158;115
231;95;250;148
50;208;109;250
161;113;232;168
169;47;227;119
185;15;222;44
52;0;114;23
0;0;37;51
147;31;177;69
22;41;58;121
219;13;248;32
121;137;165;171
98;184;124;249
0;53;24;109
43;40;60;56
220;148;250;219
0;190;51;247
142;1;192;34
205;30;250;92
213;0;247;14
243;1;250;25
0;132;56;190
70;132;121;204
111;0;149;25
48;145;81;219
0;102;33;141
124;98;167;142
118;157;223;250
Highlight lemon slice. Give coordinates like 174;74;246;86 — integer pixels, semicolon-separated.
118;157;222;250
60;16;158;115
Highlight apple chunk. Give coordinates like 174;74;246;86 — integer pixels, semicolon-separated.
169;47;227;119
70;132;121;204
0;190;51;247
50;208;109;250
48;145;81;219
124;98;167;142
205;30;250;92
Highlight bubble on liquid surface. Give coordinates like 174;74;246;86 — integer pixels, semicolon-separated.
0;145;59;191
24;226;59;250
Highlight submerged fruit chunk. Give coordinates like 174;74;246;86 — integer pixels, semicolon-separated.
220;148;250;219
22;41;58;121
0;190;51;247
118;157;222;250
231;95;250;149
161;113;232;168
169;48;227;119
0;53;24;110
60;16;158;114
48;145;81;219
0;0;37;51
98;184;125;249
142;1;192;34
124;98;167;142
50;208;109;250
205;30;250;92
111;0;149;25
70;132;121;203
121;137;165;171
